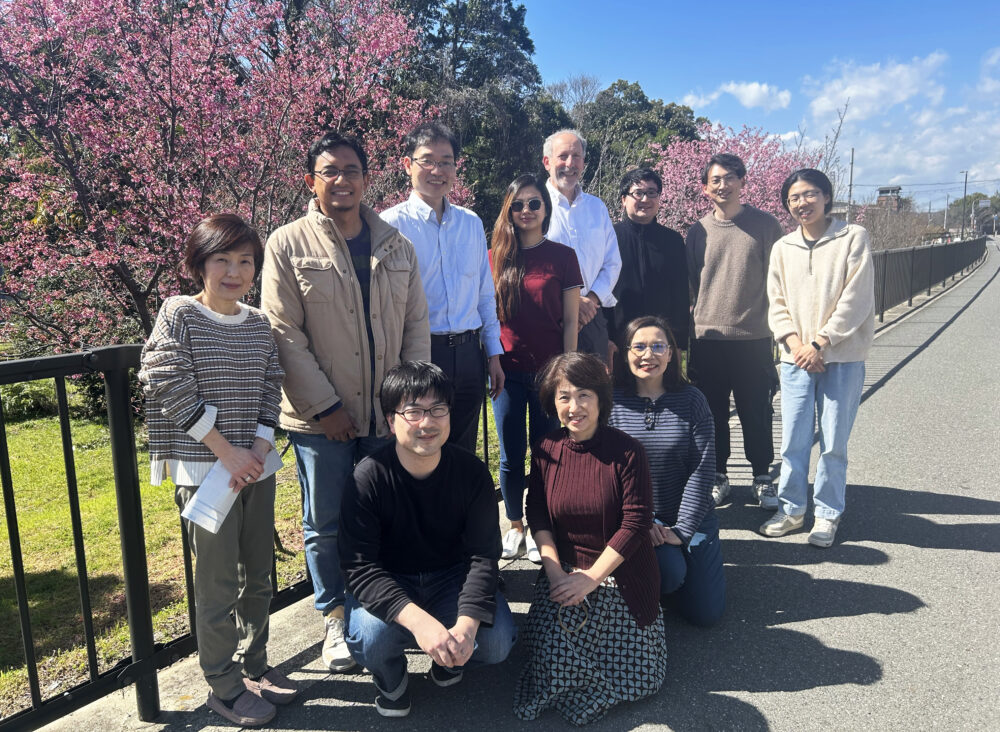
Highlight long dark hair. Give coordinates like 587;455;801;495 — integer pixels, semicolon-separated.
490;174;552;322
614;315;687;394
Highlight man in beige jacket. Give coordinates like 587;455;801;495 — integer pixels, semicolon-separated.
261;131;430;673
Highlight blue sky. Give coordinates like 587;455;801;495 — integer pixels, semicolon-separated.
520;0;1000;210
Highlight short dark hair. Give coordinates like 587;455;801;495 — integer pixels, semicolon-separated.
780;168;834;214
537;352;613;426
380;361;454;418
183;214;263;287
619;168;663;199
403;121;460;159
614;316;687;393
701;153;746;184
306;131;368;174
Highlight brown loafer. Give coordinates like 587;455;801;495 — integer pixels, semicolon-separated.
207;690;276;727
244;666;299;705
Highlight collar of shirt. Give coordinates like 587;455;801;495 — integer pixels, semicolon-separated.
405;191;451;224
546;178;582;208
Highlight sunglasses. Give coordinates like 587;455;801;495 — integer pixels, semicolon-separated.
510;198;543;213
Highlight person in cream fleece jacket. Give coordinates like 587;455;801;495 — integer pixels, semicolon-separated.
762;168;875;548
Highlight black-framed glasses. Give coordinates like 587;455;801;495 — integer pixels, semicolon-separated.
395;404;450;423
510;198;543;212
412;158;456;171
787;189;822;205
628;342;671;356
313;166;364;181
627;189;659;201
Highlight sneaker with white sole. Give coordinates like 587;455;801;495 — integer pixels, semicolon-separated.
759;510;805;537
753;475;779;510
207;690;276;727
501;527;525;559
525;530;541;564
808;516;841;548
375;671;411;717
711;473;731;505
430;662;463;687
322;609;356;672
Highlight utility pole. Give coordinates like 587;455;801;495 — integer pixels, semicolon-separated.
960;170;968;240
927;200;931;223
847;148;855;224
944;194;949;232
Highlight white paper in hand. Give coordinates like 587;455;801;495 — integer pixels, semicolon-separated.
181;449;283;534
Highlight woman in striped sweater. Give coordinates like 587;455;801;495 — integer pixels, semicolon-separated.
609;315;725;627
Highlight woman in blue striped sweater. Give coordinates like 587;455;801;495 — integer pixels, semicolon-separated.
609;315;725;626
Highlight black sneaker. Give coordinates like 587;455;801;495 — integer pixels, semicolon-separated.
374;671;410;718
430;662;463;687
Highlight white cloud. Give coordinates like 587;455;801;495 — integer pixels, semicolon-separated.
682;81;791;111
807;52;948;124
978;46;1000;94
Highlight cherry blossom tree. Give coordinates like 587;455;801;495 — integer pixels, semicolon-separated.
649;123;822;234
0;0;426;351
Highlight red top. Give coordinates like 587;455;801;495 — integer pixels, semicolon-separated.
491;239;582;374
526;425;661;627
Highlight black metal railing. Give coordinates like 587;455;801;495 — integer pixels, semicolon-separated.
0;346;310;731
872;237;987;322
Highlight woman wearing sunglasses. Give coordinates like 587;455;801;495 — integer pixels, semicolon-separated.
608;316;724;627
490;174;582;563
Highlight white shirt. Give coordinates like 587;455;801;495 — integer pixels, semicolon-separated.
545;180;621;307
381;193;503;356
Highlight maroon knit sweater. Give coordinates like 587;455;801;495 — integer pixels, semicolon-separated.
526;425;661;627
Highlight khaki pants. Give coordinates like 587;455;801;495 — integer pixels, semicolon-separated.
175;475;275;699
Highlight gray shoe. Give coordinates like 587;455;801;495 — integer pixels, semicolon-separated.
711;473;731;505
808;516;841;548
759;511;805;537
244;666;299;705
753;475;779;510
323;610;357;672
207;690;276;727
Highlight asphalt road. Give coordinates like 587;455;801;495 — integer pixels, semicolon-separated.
42;242;1000;732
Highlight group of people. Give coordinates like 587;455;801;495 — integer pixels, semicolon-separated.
137;123;875;727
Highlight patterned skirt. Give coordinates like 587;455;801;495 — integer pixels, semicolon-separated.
513;571;668;726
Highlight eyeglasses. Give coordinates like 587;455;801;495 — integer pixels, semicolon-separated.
395;404;450;422
627;189;659;201
313;167;364;181
787;189;823;205
510;198;543;212
708;173;740;186
628;342;671;356
412;158;456;171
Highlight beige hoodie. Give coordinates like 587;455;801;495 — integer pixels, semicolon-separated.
768;219;875;364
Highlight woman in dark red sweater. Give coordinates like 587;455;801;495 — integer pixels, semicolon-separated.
513;352;667;726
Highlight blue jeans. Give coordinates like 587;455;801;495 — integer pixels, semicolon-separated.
288;431;390;613
656;510;726;627
776;361;865;520
344;564;516;692
492;371;558;521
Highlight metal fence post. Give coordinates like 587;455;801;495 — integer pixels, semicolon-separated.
878;253;888;323
907;247;916;307
97;349;160;721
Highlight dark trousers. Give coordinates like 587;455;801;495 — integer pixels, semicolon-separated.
689;337;776;476
431;335;486;454
578;309;610;364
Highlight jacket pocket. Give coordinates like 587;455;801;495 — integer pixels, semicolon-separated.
381;261;412;306
290;256;335;303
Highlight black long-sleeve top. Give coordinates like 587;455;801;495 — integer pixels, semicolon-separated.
339;443;501;625
610;218;690;348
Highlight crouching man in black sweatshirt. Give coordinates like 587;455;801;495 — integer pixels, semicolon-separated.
339;361;515;718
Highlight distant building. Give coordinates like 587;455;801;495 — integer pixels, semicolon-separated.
877;186;903;211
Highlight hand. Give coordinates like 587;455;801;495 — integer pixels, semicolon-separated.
445;617;480;667
412;617;459;668
487;355;505;400
219;445;265;492
578;293;599;327
792;342;825;373
318;409;357;441
650;524;682;547
250;437;272;462
549;569;599;607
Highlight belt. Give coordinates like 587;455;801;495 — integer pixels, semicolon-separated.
431;329;480;347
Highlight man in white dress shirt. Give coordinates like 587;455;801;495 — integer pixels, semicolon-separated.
381;122;505;453
542;129;621;364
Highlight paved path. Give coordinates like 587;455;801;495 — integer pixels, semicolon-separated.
43;243;1000;731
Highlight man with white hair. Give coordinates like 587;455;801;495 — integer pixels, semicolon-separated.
542;130;621;364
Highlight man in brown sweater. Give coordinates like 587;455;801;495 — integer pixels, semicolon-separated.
686;153;782;509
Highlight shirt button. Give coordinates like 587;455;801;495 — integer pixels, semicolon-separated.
377;355;382;360
349;309;354;314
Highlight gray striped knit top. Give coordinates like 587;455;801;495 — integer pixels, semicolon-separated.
139;296;283;487
609;387;715;543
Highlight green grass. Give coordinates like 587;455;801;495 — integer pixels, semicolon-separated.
0;414;305;717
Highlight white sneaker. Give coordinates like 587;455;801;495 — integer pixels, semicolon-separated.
525;531;541;564
753;475;779;510
808;516;841;548
711;473;731;505
322;610;356;672
501;528;525;559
